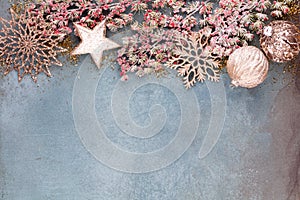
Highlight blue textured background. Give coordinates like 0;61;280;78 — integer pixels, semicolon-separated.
0;1;300;199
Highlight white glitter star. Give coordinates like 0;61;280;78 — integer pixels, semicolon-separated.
72;20;121;68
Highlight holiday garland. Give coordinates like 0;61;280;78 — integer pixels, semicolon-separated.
0;0;299;88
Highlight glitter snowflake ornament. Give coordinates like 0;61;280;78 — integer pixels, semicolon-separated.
0;9;66;82
167;32;220;89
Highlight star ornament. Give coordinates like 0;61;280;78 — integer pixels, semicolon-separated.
72;20;121;68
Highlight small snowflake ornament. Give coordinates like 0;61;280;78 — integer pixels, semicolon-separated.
166;32;220;89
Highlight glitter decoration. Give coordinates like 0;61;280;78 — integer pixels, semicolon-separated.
71;20;121;69
260;20;300;63
0;9;66;82
166;32;220;89
227;46;269;88
58;35;80;65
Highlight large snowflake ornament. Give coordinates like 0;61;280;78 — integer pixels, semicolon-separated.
0;9;66;82
167;32;220;89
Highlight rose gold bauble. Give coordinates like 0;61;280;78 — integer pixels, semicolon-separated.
227;46;269;88
260;20;300;63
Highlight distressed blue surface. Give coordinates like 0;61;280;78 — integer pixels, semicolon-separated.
1;2;300;199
